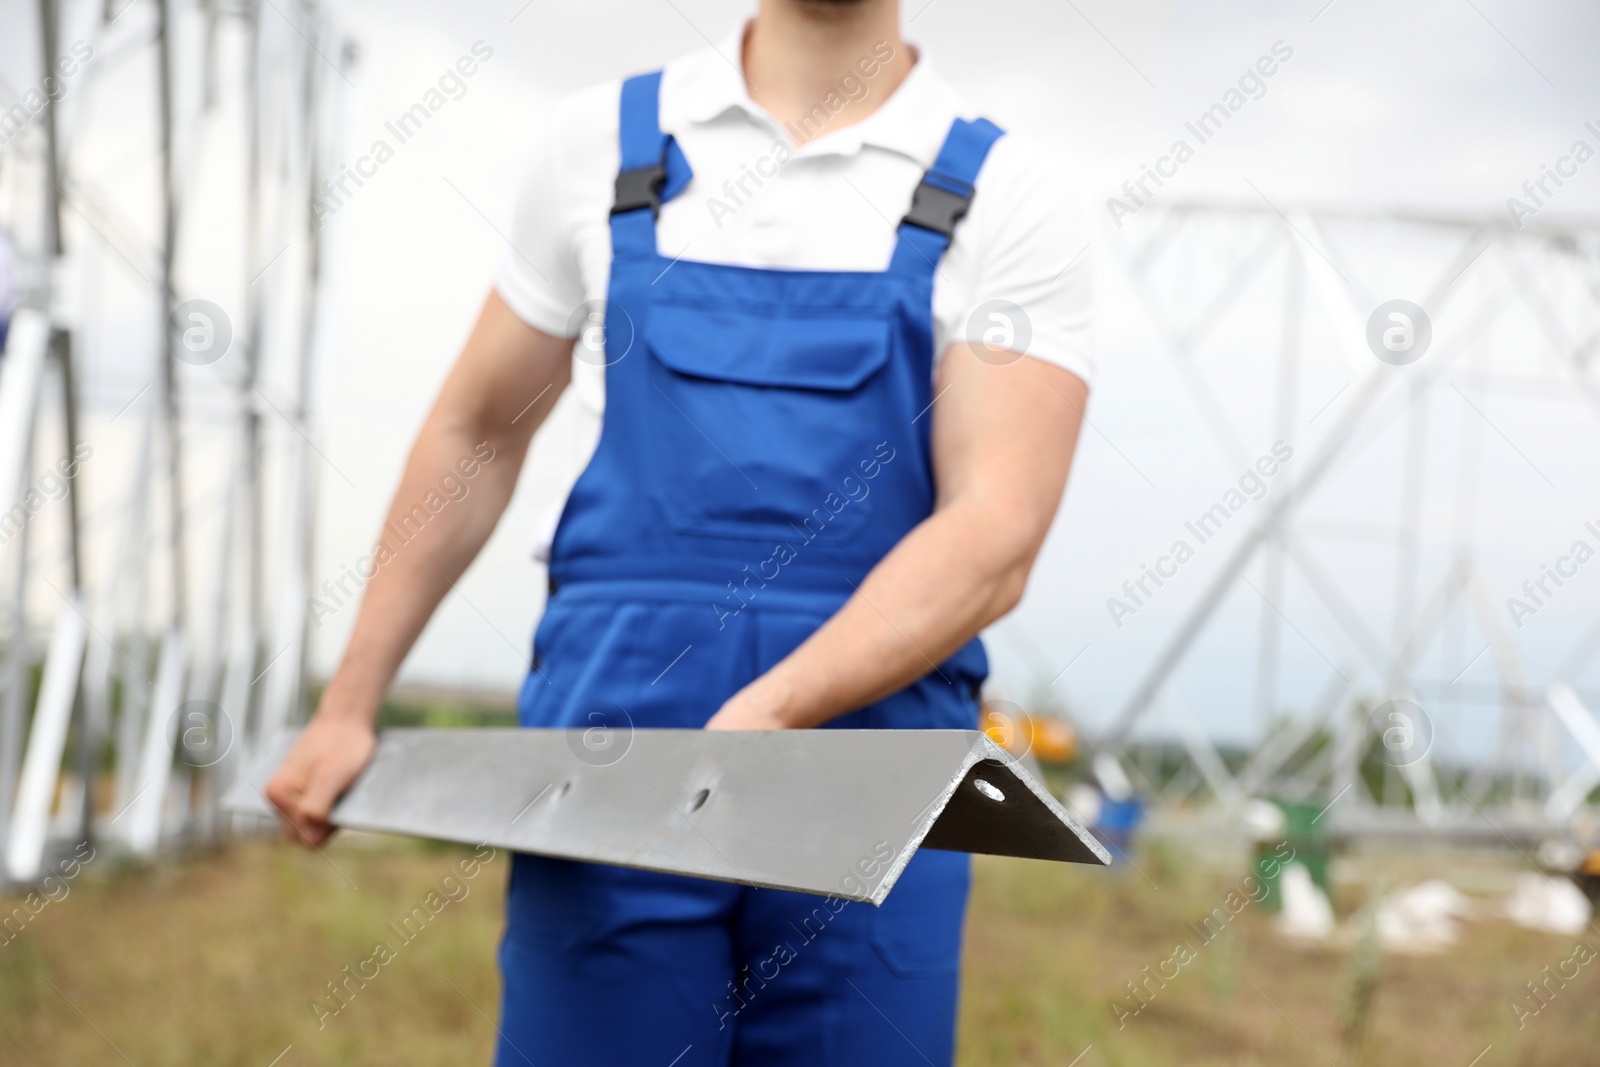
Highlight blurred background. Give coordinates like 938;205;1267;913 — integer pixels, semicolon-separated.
3;0;1600;1063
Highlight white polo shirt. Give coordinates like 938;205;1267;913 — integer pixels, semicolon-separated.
496;21;1092;555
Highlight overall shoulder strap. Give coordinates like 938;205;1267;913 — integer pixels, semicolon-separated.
888;117;1005;280
610;71;694;257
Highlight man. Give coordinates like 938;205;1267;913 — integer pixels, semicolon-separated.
267;0;1091;1062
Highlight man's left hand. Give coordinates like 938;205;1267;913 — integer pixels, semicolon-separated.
705;683;796;730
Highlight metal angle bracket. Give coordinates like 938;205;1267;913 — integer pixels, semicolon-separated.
223;728;1109;904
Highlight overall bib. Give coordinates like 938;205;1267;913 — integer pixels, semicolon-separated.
498;71;1004;1067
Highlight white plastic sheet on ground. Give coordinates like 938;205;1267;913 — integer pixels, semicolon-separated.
1376;880;1474;954
1504;873;1592;936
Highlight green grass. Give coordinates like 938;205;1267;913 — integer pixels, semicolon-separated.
1;836;1595;1065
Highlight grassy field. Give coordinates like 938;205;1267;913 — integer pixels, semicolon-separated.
1;833;1595;1066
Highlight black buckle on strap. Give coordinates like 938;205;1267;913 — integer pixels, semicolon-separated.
900;179;972;238
611;164;667;218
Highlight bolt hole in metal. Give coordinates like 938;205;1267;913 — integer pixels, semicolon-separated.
973;778;1005;802
689;787;711;813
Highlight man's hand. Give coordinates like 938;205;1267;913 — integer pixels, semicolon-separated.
264;709;377;846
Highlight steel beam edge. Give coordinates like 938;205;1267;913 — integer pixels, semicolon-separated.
222;728;1109;905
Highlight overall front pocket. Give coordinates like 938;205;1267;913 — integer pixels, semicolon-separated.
643;299;899;544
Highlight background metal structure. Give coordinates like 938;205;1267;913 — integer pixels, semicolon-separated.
0;0;347;886
1090;200;1600;848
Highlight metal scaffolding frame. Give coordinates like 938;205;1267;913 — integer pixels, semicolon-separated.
0;0;346;885
1096;200;1600;843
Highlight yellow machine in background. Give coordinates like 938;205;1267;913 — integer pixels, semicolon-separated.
980;700;1077;764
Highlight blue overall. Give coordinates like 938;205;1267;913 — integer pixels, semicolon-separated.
499;71;1005;1067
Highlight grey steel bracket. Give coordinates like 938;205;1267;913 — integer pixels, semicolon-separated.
222;728;1109;904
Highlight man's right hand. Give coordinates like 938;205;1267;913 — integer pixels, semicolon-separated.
264;710;378;847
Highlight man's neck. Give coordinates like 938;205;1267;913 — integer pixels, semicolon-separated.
743;0;910;143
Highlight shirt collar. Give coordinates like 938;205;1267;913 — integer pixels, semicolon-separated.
664;18;962;169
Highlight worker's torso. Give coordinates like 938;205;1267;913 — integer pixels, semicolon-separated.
518;70;999;732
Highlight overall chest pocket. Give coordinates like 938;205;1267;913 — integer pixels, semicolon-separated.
643;300;897;544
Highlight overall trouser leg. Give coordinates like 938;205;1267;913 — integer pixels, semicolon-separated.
495;809;971;1067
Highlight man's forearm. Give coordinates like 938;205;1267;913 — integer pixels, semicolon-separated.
266;295;571;843
727;498;1036;728
318;423;523;723
314;294;570;726
711;350;1086;731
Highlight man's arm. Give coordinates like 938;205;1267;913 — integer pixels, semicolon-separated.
706;344;1087;729
267;291;571;844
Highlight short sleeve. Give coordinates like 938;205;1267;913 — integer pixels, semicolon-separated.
955;134;1093;387
494;113;588;337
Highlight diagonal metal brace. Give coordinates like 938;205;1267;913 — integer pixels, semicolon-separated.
222;728;1109;904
